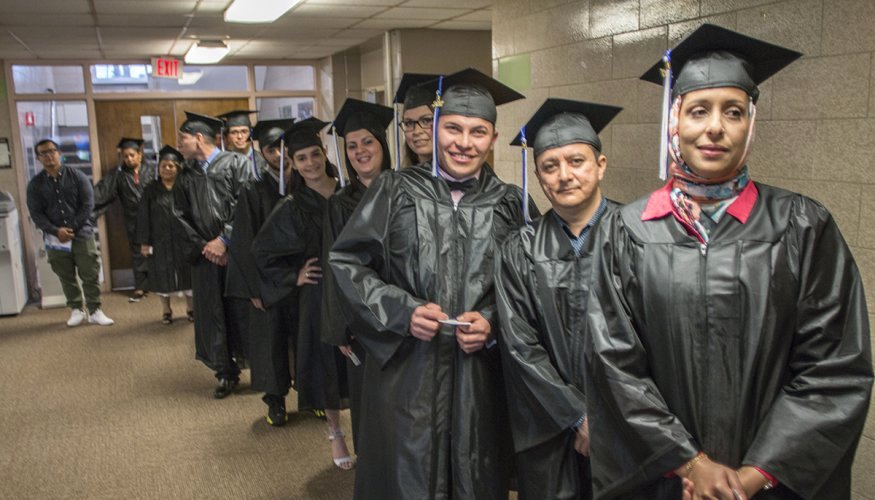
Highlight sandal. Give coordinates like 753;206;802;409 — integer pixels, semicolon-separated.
186;310;195;322
162;313;173;325
328;429;355;470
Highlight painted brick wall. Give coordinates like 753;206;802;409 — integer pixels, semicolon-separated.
491;1;875;497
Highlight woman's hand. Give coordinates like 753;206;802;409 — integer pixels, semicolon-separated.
297;257;322;286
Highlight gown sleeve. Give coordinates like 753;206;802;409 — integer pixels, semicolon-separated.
328;172;426;367
583;210;699;498
251;197;308;308
228;185;262;299
741;198;873;495
495;229;586;453
92;168;119;218
321;198;351;346
136;187;152;246
221;154;252;242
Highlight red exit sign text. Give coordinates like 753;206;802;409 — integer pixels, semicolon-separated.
151;57;183;79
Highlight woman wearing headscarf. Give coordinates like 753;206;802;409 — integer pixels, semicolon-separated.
321;98;394;462
136;146;192;324
584;24;872;499
252;118;353;470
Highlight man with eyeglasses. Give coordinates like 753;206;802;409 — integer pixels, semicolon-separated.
26;139;114;327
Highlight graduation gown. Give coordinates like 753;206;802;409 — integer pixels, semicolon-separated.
173;150;252;374
227;172;296;396
252;181;348;411
321;177;369;448
495;204;618;500
584;182;873;499
329;164;538;500
93;162;157;288
135;181;191;293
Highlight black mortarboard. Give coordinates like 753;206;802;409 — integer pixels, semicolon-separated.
180;111;223;136
117;137;144;150
331;98;394;138
421;68;525;124
158;145;184;164
640;24;802;102
279;117;329;153
218;110;257;128
393;73;440;110
252;119;296;148
510;99;622;156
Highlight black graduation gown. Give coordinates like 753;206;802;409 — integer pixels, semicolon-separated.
93;162;157;288
252;182;348;411
226;172;296;396
321;177;368;449
584;182;873;499
135;181;192;294
173;151;252;374
495;204;618;500
329;164;538;500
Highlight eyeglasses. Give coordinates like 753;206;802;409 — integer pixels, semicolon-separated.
36;148;59;158
399;116;434;132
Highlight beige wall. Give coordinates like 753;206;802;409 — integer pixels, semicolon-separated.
396;29;493;78
491;0;875;497
0;62;20;212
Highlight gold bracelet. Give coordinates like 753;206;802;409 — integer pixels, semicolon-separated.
685;453;707;475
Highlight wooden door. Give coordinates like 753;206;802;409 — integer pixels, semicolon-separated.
93;97;249;289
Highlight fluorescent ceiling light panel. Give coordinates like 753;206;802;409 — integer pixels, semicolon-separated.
224;0;302;23
178;71;204;85
184;40;229;64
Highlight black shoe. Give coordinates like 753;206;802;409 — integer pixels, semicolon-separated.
186;310;195;322
213;378;238;399
263;395;288;427
129;290;146;303
311;408;326;420
162;313;173;325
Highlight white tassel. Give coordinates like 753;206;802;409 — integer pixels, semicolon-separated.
332;126;347;188
658;51;673;181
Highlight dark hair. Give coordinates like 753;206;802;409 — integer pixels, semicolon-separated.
344;128;392;181
34;139;59;154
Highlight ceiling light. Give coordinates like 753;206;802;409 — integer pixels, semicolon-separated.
224;0;302;23
184;40;229;64
178;70;204;86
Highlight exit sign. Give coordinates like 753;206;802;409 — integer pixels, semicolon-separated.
151;57;183;79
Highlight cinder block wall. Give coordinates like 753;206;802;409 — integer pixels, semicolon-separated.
490;0;875;497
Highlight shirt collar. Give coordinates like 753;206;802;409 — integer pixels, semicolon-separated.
642;180;758;224
554;196;608;239
203;147;221;166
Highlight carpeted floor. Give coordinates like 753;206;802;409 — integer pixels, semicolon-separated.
0;292;356;499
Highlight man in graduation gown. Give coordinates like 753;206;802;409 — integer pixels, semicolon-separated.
329;68;538;500
584;25;873;499
225;118;296;425
173;111;252;399
495;99;622;500
92;137;157;300
218;110;267;177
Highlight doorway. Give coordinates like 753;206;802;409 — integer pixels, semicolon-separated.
93;98;250;289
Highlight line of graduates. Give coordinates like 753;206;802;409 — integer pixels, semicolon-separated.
124;23;871;499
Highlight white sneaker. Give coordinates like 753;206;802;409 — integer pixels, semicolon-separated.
66;309;86;327
88;309;115;326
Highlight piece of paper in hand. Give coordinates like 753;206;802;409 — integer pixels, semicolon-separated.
439;319;473;327
347;351;362;367
45;234;72;252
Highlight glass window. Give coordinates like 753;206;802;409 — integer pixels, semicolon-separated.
256;97;316;121
16;101;93;181
254;65;316;92
89;64;249;92
12;65;85;94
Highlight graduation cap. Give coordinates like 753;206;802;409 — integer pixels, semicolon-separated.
640;24;801;180
393;73;440;110
157;145;184;165
510;99;622;156
332;99;394;138
252;119;296;149
640;24;802;103
218;110;257;128
179;111;223;137
117;137;144;150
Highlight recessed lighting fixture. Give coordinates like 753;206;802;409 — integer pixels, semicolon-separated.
224;0;302;23
184;40;229;64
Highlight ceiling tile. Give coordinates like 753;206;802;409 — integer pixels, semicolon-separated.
311;37;371;47
429;20;490;30
94;0;198;15
0;14;95;26
334;28;389;38
377;7;468;20
305;0;404;5
453;9;491;22
289;4;388;18
97;14;188;27
269;15;360;29
353;18;432;29
0;0;91;14
401;0;491;7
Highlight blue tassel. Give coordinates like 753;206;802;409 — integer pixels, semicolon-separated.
520;126;531;225
431;75;444;177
